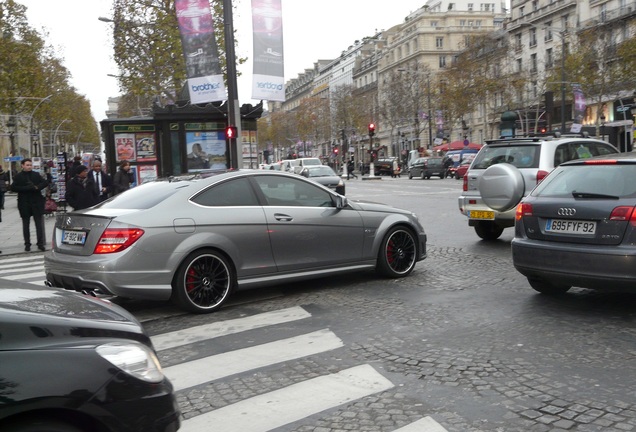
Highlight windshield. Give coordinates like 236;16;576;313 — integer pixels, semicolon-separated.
532;164;636;198
472;145;539;169
306;166;337;177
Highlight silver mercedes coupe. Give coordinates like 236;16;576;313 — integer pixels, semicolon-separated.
45;170;427;313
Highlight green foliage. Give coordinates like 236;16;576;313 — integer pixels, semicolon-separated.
110;0;246;108
0;0;99;155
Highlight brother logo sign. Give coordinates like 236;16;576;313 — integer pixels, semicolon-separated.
256;81;283;91
191;82;222;92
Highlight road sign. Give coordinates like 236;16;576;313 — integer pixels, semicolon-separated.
3;156;23;162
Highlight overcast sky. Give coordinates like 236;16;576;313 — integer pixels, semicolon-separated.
19;0;427;123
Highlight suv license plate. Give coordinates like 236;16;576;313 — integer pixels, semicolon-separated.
469;210;495;220
546;219;596;235
62;230;87;245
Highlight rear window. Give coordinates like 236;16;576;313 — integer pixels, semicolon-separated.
472;145;539;169
427;158;442;167
532;164;636;198
100;181;192;209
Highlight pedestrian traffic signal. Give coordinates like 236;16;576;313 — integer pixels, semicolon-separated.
225;126;238;139
368;123;376;137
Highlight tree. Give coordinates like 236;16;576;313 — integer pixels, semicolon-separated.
0;0;99;157
109;0;246;110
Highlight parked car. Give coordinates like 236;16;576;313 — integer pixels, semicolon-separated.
408;157;445;179
512;152;636;295
374;158;399;176
299;165;345;195
292;157;323;174
454;159;472;180
458;134;618;240
45;170;427;313
443;149;479;178
0;281;180;432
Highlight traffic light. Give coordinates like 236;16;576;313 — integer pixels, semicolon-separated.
368;123;376;137
225;125;237;140
334;147;339;155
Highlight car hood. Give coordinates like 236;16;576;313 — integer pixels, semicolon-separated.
349;199;411;215
0;282;150;351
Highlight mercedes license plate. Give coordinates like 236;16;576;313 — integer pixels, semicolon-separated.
62;230;87;245
546;219;596;235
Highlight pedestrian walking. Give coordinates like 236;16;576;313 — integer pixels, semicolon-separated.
87;160;112;202
65;165;98;211
347;160;358;179
112;160;132;195
10;158;49;252
391;159;401;178
0;166;8;209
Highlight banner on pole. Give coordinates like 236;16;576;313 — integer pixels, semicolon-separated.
175;0;226;104
571;84;586;133
251;0;285;101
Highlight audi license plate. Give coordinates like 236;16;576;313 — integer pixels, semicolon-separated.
546;219;596;235
468;210;495;220
62;230;87;245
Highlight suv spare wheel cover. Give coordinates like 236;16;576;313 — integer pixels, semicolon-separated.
479;163;525;212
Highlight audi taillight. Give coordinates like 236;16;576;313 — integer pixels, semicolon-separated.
94;228;145;254
516;202;533;220
536;170;549;184
609;206;636;226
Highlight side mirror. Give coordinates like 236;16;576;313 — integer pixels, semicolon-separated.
334;194;347;209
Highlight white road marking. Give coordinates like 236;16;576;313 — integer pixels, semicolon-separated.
394;416;449;431
152;305;312;351
179;364;394;432
164;328;344;391
2;271;46;281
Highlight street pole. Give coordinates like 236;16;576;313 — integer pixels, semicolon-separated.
29;94;52;157
427;76;433;149
223;0;241;169
560;32;566;133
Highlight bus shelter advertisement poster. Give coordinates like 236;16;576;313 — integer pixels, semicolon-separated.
115;134;137;162
186;131;226;172
136;133;157;162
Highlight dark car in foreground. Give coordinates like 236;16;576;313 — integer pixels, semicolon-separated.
45;170;427;314
512;152;636;295
299;165;345;195
0;281;180;432
408;157;445;179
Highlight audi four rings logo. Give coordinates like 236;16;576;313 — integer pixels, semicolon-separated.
557;208;576;216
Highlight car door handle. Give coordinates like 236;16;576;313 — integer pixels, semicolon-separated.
274;213;293;221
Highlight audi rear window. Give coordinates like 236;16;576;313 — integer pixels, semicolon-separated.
532;164;636;198
472;145;539;169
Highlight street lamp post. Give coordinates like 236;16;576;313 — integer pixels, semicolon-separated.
600;114;606;142
29;94;53;157
7;114;17;174
53;119;71;153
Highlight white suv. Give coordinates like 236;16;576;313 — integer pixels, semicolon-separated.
458;134;618;240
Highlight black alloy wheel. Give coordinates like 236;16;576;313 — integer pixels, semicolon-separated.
376;226;417;277
173;249;234;313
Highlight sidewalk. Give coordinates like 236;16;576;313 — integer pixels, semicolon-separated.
1;193;58;256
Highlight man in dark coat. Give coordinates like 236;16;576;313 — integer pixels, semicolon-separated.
10;158;49;252
65;165;98;211
87;160;112;202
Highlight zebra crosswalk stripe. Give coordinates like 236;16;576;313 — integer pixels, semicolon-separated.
164;328;344;391
179;364;394;432
152;306;311;351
